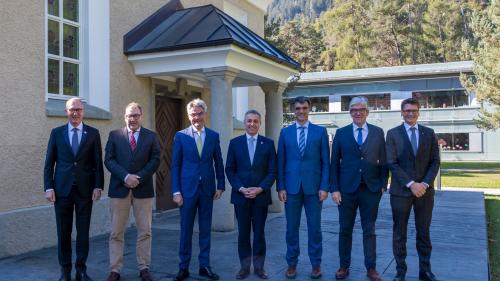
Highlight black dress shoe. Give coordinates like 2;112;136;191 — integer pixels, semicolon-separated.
235;268;250;279
58;271;71;281
173;269;189;281
75;270;94;281
419;271;440;281
199;266;220;280
393;272;406;281
254;268;269;279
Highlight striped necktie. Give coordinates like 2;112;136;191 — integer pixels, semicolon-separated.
298;126;305;156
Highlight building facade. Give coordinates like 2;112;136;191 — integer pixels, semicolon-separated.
0;0;298;258
287;61;500;161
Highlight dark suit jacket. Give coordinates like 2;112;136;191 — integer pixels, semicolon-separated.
386;123;440;197
330;123;388;193
104;127;161;198
171;127;225;198
44;123;104;198
226;134;276;206
277;122;330;195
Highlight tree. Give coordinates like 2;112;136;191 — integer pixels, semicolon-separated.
461;1;500;130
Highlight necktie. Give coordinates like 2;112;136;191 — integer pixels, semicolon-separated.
196;132;203;156
71;128;79;156
410;127;418;156
298;126;305;157
130;131;137;151
248;137;255;165
357;127;363;146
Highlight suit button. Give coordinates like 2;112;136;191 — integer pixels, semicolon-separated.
360;157;364;160
359;169;362;172
74;162;77;166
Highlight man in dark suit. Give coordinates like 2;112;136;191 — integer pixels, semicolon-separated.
330;97;388;281
171;98;225;281
226;109;276;280
386;98;440;281
44;98;104;281
104;102;160;281
277;96;330;279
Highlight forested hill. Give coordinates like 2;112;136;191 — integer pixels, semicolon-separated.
267;0;333;21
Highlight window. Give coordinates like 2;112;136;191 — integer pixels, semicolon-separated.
47;0;80;97
341;94;391;111
437;132;482;152
412;90;469;109
283;97;329;113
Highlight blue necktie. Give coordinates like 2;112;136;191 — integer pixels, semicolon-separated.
248;137;255;165
410;127;418;155
298;126;305;156
71;128;79;156
357;127;363;146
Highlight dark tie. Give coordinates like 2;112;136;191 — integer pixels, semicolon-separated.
357;127;363;146
298;126;305;156
248;137;255;165
71;128;79;156
410;127;418;155
130;131;137;151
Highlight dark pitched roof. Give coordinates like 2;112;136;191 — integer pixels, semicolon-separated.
123;4;300;70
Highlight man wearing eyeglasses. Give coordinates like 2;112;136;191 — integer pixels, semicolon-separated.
277;96;330;279
104;102;161;281
44;98;104;281
386;98;440;281
330;97;388;281
171;98;225;281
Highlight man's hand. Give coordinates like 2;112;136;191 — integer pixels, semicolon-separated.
213;190;223;200
92;189;102;201
319;190;328;202
332;191;342;205
244;187;263;199
125;174;140;188
173;194;183;207
278;190;287;202
410;182;426;198
45;190;56;202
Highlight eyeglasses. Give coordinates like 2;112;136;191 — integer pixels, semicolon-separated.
350;108;367;114
294;106;309;111
126;114;141;119
68;108;83;113
403;109;419;114
189;112;204;118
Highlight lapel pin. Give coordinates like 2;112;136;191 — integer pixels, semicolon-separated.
261;141;263;145
84;131;87;134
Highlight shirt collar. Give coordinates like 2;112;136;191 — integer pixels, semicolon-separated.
127;126;141;133
296;121;310;129
404;122;419;131
191;125;205;135
352;122;368;132
246;133;258;140
68;122;83;131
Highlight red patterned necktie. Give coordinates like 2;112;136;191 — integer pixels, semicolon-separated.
130;131;137;151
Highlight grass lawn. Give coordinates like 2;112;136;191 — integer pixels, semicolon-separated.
441;162;500;170
486;195;500;281
441;170;500;188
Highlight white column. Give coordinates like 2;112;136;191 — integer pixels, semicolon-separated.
203;67;239;231
260;82;287;213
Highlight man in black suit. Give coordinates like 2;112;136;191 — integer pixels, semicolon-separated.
330;97;388;281
386;98;440;281
225;110;276;280
104;102;160;281
44;98;104;281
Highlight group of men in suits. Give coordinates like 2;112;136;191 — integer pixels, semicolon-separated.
44;95;440;281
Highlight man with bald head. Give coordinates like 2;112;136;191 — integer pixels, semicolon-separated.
44;98;104;281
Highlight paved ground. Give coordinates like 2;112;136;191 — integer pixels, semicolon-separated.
0;191;490;281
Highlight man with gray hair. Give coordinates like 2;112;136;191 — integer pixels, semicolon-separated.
171;98;225;281
330;96;388;281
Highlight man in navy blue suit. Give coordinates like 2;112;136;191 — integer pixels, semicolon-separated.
226;110;276;280
386;98;440;281
330;97;388;281
44;98;104;281
171;98;225;281
277;96;330;279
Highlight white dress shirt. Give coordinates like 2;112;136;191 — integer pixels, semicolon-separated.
68;122;83;146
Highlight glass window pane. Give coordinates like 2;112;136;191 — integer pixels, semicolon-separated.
48;20;60;55
48;59;60;94
63;24;79;59
63;62;79;96
63;0;78;22
47;0;59;16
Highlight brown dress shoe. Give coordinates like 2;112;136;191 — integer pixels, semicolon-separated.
254;268;269;279
367;268;382;281
335;267;349;280
286;265;297;279
139;269;153;281
311;266;322;279
106;272;120;281
235;268;250;279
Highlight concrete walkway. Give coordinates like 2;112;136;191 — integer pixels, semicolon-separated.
0;191;490;281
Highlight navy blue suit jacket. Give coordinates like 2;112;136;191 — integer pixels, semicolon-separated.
171;127;225;198
386;123;440;197
277;122;330;195
44;123;104;197
226;134;276;206
104;127;161;198
330;123;388;193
